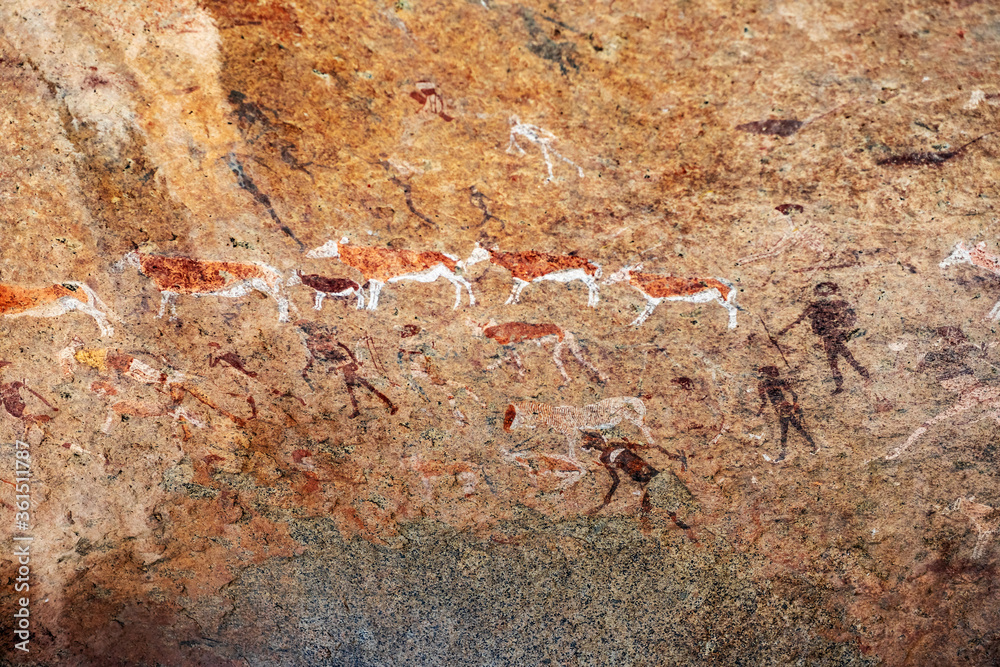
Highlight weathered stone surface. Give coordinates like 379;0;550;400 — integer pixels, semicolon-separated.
1;0;999;664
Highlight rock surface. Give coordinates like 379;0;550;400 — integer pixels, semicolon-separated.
1;0;1000;664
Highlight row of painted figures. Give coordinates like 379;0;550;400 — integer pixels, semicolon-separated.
1;238;1000;532
0;239;741;336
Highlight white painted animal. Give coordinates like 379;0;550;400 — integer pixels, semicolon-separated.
952;497;999;560
940;241;1000;320
307;238;474;310
503;396;654;459
0;282;116;336
119;251;290;322
465;243;601;307
604;264;739;328
506;115;584;181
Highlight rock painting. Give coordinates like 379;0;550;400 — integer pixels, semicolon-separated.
777;282;869;395
477;320;606;384
0;282;116;336
465;243;601;307
503;396;654;459
603;264;740;328
940;241;1000;320
306;239;474;310
119;251;290;322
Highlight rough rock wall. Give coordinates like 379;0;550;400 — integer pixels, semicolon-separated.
1;0;999;664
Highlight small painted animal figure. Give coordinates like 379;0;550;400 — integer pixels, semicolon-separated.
306;238;474;310
118;251;289;322
476;320;606;385
465;243;601;307
940;241;1000;320
603;264;739;329
288;270;363;309
0;282;116;336
503;396;654;458
0;361;58;427
952;497;999;560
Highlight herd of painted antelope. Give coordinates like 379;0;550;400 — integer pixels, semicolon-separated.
3;236;1000;525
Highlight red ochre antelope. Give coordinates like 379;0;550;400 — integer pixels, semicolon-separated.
287;271;363;310
119;251;290;322
474;320;607;385
941;241;1000;320
464;243;601;307
0;282;116;337
604;264;739;329
503;396;654;459
306;238;475;310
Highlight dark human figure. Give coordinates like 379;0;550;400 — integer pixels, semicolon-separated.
756;365;815;462
778;282;869;394
297;322;397;418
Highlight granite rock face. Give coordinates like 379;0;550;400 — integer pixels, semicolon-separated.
1;0;999;664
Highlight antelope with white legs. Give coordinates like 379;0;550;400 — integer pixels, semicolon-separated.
307;238;474;310
940;241;1000;320
0;282;117;337
288;271;363;309
118;251;290;322
464;243;601;307
471;319;607;385
604;264;740;329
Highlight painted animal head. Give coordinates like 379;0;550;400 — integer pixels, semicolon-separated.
940;242;972;269
113;250;143;273
306;237;348;259
603;263;641;285
503;402;544;432
461;243;492;268
287;270;302;286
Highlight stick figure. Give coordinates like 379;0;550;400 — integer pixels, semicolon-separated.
778;282;869;394
756;366;815;462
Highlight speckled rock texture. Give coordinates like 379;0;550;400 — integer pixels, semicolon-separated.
1;0;999;664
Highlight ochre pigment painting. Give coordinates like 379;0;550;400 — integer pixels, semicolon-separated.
2;0;1000;664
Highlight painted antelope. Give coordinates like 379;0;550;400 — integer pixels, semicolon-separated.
604;264;739;329
0;282;116;337
940;241;1000;320
473;320;607;385
465;243;601;307
287;270;363;309
503;396;654;459
306;239;474;310
119;251;289;322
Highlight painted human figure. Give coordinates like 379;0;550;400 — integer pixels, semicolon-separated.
756;366;815;461
887;327;1000;460
778;282;869;394
297;322;397;418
